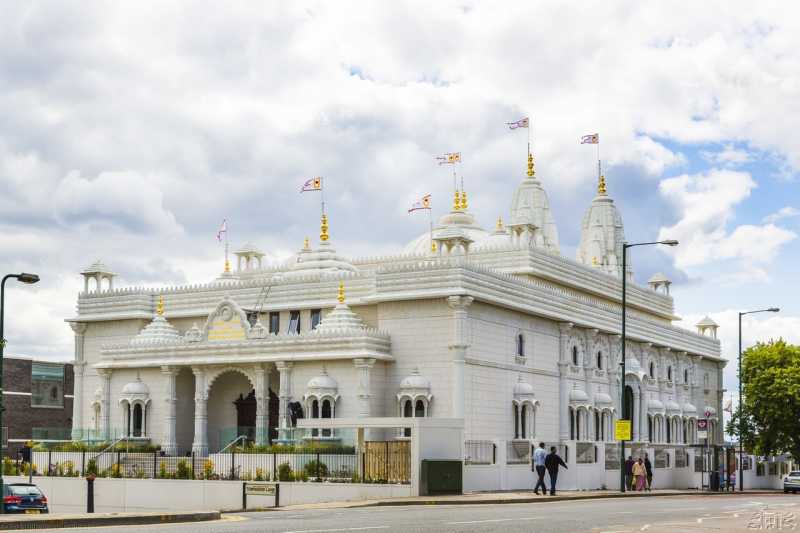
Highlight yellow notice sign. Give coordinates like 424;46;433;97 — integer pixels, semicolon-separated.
615;419;632;441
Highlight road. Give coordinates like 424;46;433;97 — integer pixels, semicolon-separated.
29;493;800;532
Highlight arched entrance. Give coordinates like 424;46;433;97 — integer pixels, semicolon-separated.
207;370;254;452
623;385;635;430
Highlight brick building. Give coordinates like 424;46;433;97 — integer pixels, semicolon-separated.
2;356;74;457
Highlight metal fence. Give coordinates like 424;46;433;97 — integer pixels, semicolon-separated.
16;443;410;484
464;440;496;465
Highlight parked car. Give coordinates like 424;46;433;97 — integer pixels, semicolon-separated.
785;471;800;494
2;483;49;514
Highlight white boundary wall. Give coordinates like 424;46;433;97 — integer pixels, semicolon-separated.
3;476;413;513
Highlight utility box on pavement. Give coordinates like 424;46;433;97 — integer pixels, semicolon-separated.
420;460;462;495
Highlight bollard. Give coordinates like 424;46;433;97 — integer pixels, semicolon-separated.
86;474;96;513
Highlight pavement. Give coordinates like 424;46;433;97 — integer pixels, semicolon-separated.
266;487;782;511
8;492;798;532
0;510;220;530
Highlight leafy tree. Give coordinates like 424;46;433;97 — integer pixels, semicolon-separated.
727;340;800;460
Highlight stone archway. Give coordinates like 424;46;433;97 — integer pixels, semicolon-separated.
207;369;254;452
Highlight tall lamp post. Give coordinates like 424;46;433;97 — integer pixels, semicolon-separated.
737;307;779;491
0;273;40;513
619;240;678;492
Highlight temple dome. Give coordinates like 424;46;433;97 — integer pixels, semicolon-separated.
507;153;560;254
121;377;149;396
594;391;613;405
569;387;589;402
576;175;630;279
307;371;338;391
400;368;430;391
665;398;681;412
404;209;490;255
285;241;357;278
513;376;535;396
131;315;182;345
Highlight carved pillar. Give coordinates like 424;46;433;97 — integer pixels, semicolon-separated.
632;385;641;442
96;368;112;441
276;361;294;436
160;366;179;454
447;296;473;419
191;367;208;455
354;358;376;418
70;322;88;440
254;364;270;446
558;322;573;441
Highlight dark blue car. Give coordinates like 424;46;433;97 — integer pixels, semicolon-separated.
3;483;49;514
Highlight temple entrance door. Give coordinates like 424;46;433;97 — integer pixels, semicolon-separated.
623;385;635;431
268;388;279;443
234;390;257;444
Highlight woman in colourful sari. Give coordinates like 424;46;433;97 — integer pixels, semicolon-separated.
632;457;647;491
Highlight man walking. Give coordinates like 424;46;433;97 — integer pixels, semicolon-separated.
545;446;568;496
532;442;548;495
644;453;653;491
625;456;635;490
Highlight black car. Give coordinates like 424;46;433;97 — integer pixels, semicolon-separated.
3;483;49;514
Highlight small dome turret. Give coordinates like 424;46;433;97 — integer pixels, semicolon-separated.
508;152;560;254
576;175;630;279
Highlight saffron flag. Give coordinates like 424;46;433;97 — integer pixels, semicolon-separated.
216;219;227;242
300;177;322;192
506;117;529;129
436;152;461;165
581;133;599;144
408;194;431;213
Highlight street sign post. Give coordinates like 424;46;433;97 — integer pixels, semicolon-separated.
697;419;708;440
615;419;632;441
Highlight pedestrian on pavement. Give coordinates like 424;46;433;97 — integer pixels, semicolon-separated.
532;442;548;495
625;456;635;490
632;457;647;491
644;453;653;491
545;446;568;496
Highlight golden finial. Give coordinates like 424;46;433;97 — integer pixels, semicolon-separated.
320;213;329;242
460;189;468;210
592;256;599;266
224;259;230;273
337;281;345;304
431;240;437;252
496;216;504;231
527;152;535;177
453;190;461;211
598;174;607;195
156;295;164;316
303;237;310;250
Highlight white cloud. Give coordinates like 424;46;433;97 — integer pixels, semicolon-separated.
762;206;800;224
657;169;796;269
701;144;753;167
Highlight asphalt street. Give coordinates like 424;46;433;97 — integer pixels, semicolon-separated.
26;493;800;533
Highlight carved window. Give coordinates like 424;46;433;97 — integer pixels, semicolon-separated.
311;309;322;330
514;404;520;439
269;312;280;334
288;311;301;334
572;346;579;366
684;368;689;384
596;351;603;370
402;400;412;437
649;361;655;379
667;366;673;381
516;334;525;358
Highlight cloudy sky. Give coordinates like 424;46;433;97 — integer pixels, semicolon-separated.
2;2;799;418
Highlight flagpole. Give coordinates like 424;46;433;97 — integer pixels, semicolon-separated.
224;223;230;273
428;207;434;253
597;138;602;179
321;178;326;217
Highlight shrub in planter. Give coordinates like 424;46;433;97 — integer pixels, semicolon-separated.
3;457;18;476
86;458;98;476
158;461;169;479
304;460;329;480
277;462;293;481
255;467;265;481
176;459;192;479
202;459;214;480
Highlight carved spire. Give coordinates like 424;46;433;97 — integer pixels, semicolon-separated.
320;213;329;242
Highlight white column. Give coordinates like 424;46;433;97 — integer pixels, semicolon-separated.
447;296;473;419
558;323;573;441
254;364;270;446
632;385;641;441
354;358;376;418
191;366;208;455
160;366;179;454
276;361;293;436
97;368;112;441
70;322;88;440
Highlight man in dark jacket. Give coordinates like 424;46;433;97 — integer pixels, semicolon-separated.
545;446;568;495
624;456;635;490
644;453;653;491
